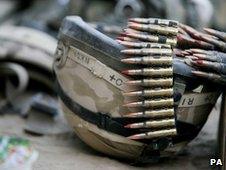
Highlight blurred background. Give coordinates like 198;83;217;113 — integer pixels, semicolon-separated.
1;0;226;36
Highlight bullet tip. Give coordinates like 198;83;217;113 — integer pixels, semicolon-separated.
122;103;128;107
124;81;132;85
122;92;128;96
181;51;189;55
119;32;128;37
127;135;140;140
121;58;127;62
121;70;129;75
124;124;131;128
185;56;195;60
128;23;138;28
120;50;127;54
203;27;212;32
116;39;122;43
122;113;138;118
122;102;134;107
193;53;205;59
121;58;133;64
191;70;202;76
116;37;124;41
196;60;204;65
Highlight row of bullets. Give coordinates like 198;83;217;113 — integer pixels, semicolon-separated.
177;25;226;84
117;33;177;46
118;18;179;140
180;48;226;84
177;23;226;53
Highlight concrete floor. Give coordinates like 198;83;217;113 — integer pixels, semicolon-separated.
0;99;221;170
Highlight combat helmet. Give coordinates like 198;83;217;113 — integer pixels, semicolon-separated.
54;16;221;162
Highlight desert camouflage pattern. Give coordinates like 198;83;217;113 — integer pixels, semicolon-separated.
61;100;143;159
55;44;140;117
60;100;190;159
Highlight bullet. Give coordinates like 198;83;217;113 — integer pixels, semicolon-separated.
123;88;173;97
192;51;226;63
192;71;226;84
179;23;214;40
181;51;190;56
124;118;175;129
195;33;226;52
189;49;207;54
173;49;185;57
178;27;188;35
127;128;177;140
192;70;212;78
117;40;171;49
193;53;218;62
129;18;178;28
121;48;172;56
191;60;226;74
185;49;193;53
123;108;174;118
182;50;192;55
124;33;177;46
194;39;215;50
116;36;138;42
204;28;226;41
121;56;173;65
123;98;174;108
126;78;173;87
122;68;173;77
128;22;178;36
176;32;215;50
123;28;141;34
185;55;198;60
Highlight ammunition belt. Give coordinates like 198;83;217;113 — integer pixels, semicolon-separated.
118;18;179;140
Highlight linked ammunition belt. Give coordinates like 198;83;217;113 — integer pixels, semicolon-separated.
118;18;179;140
